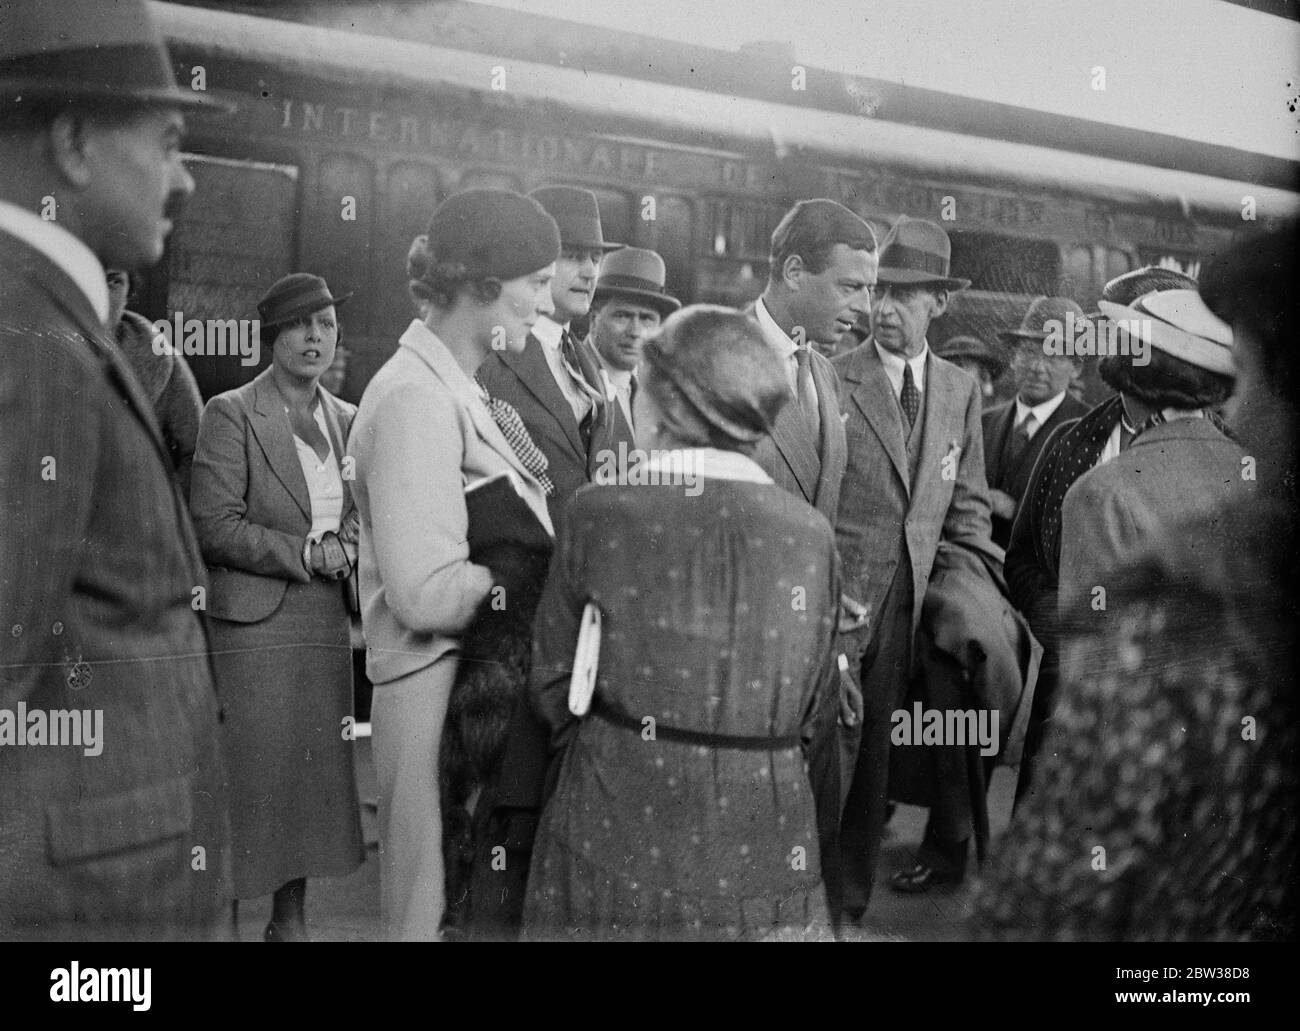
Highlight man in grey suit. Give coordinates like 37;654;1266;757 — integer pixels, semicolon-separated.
747;198;877;925
833;217;999;918
0;0;231;938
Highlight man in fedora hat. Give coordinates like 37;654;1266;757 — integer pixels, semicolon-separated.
585;246;680;430
832;215;1000;913
934;334;1006;407
478;184;631;528
982;298;1090;549
0;0;232;938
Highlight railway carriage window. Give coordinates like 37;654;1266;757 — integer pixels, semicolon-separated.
641;195;694;305
155;154;299;400
1063;245;1094;298
317;153;375;343
948;230;1059;296
378;162;443;380
707;199;784;262
1106;247;1135;281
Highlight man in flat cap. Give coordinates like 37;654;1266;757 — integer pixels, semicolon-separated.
982;299;1090;550
833;216;1000;916
584;246;680;431
0;0;231;939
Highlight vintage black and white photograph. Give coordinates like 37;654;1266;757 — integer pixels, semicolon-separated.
1;0;1296;973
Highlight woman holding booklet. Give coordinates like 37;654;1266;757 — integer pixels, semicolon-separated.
347;190;559;940
522;306;842;941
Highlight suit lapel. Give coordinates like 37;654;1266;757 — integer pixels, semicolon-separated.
248;370;312;522
987;403;1016;487
768;403;821;503
848;345;910;495
914;354;959;501
499;334;586;460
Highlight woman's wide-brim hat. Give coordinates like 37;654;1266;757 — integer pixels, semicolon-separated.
0;0;232;112
592;247;681;317
875;215;970;291
257;274;352;330
1097;289;1234;376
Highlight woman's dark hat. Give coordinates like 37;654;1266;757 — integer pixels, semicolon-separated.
876;216;970;291
0;0;232;112
593;247;681;317
1000;295;1087;342
528;186;622;252
427;189;560;281
257;274;351;330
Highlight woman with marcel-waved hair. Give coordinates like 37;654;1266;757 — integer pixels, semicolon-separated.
348;190;558;940
523;305;842;942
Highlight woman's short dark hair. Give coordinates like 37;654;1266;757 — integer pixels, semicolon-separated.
406;234;503;312
1098;347;1234;409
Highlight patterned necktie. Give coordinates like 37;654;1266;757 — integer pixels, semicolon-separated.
560;329;597;449
900;361;921;430
475;380;555;496
793;346;819;439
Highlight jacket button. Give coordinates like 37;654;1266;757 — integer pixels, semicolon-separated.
52;621;64;635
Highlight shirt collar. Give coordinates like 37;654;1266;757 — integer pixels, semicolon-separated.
873;338;929;396
593;347;634;391
753;296;798;358
643;447;774;484
1015;389;1068;428
0;199;110;324
532;314;565;351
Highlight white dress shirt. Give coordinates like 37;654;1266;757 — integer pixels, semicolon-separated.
593;349;636;427
533;314;596;424
873;339;929;399
0;199;110;324
1013;390;1069;440
753;296;815;401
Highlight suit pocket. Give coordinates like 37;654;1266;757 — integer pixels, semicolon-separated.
46;774;193;866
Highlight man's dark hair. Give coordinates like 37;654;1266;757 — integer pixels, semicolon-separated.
1099;348;1234;409
769;199;876;282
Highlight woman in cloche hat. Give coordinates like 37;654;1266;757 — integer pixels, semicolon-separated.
189;273;365;941
347;189;560;940
522;305;841;941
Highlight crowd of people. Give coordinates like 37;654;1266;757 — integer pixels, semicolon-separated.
2;0;1295;943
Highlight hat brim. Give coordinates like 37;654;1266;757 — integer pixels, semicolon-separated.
562;239;624;253
0;78;235;113
592;285;681;317
877;268;971;291
1097;300;1235;376
259;291;353;329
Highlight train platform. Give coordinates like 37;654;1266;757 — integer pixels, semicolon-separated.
232;733;1018;943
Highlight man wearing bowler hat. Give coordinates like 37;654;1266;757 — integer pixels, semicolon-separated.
0;0;232;939
982;298;1090;550
478;185;632;528
585;246;680;430
833;216;999;915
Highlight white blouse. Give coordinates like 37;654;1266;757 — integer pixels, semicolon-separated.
292;402;344;541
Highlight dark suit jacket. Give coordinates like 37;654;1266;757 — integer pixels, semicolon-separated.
832;341;999;655
478;332;634;529
0;235;230;937
190;367;358;624
743;303;848;524
982;393;1089;548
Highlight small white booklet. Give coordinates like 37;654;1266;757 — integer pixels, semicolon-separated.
568;602;602;717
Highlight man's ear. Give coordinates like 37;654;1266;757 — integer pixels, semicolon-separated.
47;110;95;189
781;253;805;291
929;288;950;319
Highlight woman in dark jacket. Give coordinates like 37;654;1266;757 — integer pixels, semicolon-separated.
522;306;841;941
190;274;365;941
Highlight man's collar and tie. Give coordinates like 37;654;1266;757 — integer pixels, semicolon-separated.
534;314;606;438
1013;390;1068;442
754;295;821;437
873;339;929;430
